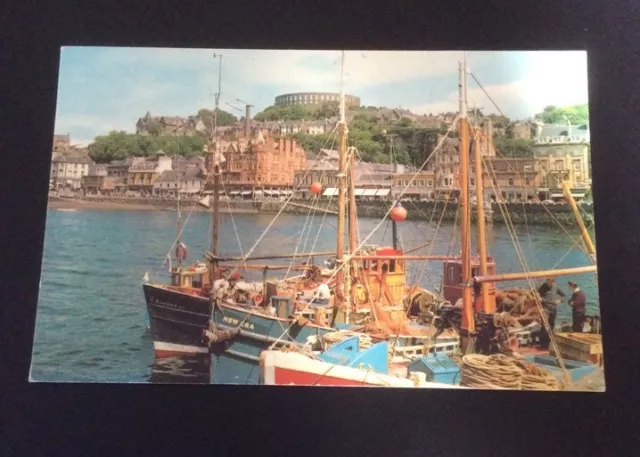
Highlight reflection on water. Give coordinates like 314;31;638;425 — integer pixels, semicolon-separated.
148;356;211;384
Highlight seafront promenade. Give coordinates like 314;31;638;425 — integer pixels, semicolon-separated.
48;193;593;226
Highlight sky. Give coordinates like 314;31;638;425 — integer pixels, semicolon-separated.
54;48;589;146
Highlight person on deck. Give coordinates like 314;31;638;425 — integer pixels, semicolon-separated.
568;281;586;332
310;281;331;308
537;278;565;349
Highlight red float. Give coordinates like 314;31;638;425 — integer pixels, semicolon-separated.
390;204;407;222
310;182;323;195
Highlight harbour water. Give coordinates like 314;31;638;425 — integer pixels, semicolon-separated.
30;208;599;383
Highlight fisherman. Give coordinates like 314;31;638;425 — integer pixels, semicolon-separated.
212;276;230;300
568;280;587;332
310;280;331;308
536;278;565;349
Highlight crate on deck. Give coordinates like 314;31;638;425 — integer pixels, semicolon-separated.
550;333;603;366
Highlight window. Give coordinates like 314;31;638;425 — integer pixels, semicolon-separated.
411;180;417;187
427;180;433;187
192;275;202;289
572;160;581;171
525;178;530;185
418;179;425;187
555;160;565;171
395;179;402;187
508;178;514;186
403;180;409;187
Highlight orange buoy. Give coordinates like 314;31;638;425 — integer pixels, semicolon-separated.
390;203;407;222
310;182;323;195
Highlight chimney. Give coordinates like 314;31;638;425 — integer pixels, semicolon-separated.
245;105;251;139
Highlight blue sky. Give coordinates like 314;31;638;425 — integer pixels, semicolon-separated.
54;48;588;146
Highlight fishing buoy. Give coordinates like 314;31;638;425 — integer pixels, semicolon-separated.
390;202;407;222
310;182;323;195
253;293;264;306
176;242;188;262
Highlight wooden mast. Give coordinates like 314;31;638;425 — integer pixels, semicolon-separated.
347;147;358;319
472;104;495;313
562;180;596;263
177;158;183;268
459;59;475;334
335;51;348;306
211;53;223;271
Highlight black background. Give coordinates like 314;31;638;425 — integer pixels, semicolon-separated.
2;1;639;456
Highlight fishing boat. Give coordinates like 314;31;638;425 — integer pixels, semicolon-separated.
260;57;603;390
143;52;457;384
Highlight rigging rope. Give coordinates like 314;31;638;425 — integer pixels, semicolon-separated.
483;156;570;383
267;116;462;349
225;125;340;276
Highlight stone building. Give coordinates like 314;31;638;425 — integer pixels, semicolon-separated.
135;112;199;136
215;130;306;192
50;153;93;190
53;134;71;152
275;92;360;108
532;123;591;200
127;153;173;194
478;157;539;202
81;164;113;194
392;170;436;200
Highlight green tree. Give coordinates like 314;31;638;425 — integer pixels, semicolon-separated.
196;108;238;128
493;136;534;158
88;132;208;163
534;104;589;125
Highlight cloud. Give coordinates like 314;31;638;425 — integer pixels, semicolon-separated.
54;48;588;143
410;52;589;119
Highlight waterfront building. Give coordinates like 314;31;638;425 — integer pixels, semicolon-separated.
127;152;173;195
392;170;436;200
532;122;591;200
215;130;306;195
50;153;93;190
82;164;118;195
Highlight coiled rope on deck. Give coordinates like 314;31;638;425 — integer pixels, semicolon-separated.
460;354;561;391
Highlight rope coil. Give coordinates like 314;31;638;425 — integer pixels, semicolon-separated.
460;354;562;391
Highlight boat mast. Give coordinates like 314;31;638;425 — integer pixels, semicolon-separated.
177;157;183;268
562;180;596;263
472;87;495;313
211;53;223;265
335;51;348;305
389;135;399;250
458;59;475;334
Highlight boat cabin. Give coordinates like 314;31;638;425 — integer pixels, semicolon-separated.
442;257;497;312
169;262;211;291
358;247;407;307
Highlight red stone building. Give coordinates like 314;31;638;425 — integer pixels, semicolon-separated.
207;130;306;192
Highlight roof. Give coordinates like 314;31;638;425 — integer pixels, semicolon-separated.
108;158;134;167
156;170;179;182
303;159;338;171
537;123;589;139
51;154;93;164
319;149;339;160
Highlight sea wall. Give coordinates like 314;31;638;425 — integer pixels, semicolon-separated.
257;200;595;227
47;193;594;226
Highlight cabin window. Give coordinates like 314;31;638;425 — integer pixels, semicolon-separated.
193;275;202;288
183;275;192;288
371;260;378;271
448;266;456;283
171;275;180;286
363;260;370;270
389;260;396;272
472;268;479;277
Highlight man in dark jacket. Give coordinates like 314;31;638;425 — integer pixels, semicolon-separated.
537;278;565;349
568;280;587;332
